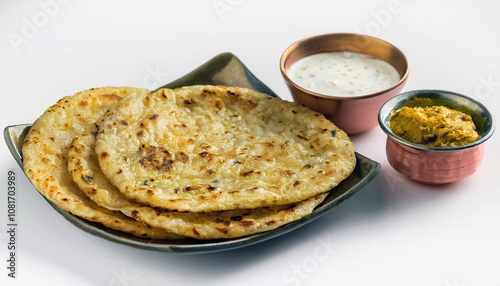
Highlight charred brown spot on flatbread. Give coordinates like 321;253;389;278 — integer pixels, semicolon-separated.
138;145;174;172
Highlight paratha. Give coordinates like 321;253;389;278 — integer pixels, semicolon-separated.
68;129;328;239
22;86;182;239
96;85;356;212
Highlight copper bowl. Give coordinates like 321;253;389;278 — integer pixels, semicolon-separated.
378;90;495;185
280;33;409;134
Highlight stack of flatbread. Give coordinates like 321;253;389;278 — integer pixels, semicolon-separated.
22;85;356;240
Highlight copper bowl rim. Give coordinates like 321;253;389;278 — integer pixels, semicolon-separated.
279;33;410;100
378;89;496;152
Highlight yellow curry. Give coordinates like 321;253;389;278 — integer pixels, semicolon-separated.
389;99;480;147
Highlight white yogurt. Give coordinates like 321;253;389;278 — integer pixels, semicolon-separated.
287;51;400;97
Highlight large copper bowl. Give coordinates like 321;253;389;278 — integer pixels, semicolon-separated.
378;90;495;185
280;33;409;134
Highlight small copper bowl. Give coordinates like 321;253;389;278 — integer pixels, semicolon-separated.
280;33;409;134
378;90;495;185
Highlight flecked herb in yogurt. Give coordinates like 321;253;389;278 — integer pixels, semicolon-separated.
287;51;400;97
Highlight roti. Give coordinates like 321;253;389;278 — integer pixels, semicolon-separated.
96;85;356;212
68;129;328;239
22;86;182;239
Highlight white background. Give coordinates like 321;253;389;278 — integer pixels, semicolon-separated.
1;0;500;285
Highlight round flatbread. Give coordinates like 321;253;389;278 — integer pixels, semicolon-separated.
68;129;328;239
22;86;182;239
96;85;356;212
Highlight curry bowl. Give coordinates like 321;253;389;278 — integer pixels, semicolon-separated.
378;89;495;185
280;33;409;134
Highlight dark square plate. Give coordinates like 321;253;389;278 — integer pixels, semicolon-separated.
3;53;380;253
